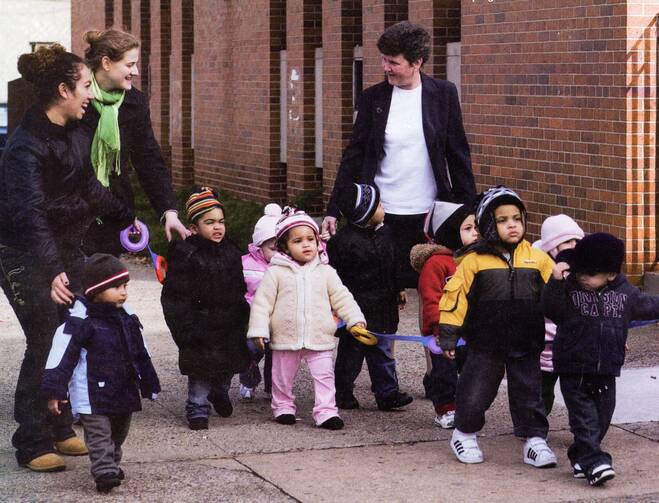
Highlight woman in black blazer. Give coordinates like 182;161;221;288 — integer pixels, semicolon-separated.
323;22;476;287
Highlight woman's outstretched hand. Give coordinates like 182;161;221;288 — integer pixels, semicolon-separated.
164;211;191;241
51;272;74;305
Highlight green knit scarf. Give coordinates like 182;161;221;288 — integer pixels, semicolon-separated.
90;73;125;187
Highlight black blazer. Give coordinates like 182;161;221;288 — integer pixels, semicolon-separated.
327;73;476;218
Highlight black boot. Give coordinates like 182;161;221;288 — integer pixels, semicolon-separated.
188;417;209;430
209;391;233;418
95;473;121;493
336;391;360;410
275;414;296;425
377;391;414;411
319;416;344;430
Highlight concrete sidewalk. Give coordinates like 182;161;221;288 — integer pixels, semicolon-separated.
1;260;658;502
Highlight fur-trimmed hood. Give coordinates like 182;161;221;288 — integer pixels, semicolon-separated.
410;243;452;273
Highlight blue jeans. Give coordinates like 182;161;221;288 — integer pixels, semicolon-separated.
334;328;399;400
0;247;79;464
186;374;232;420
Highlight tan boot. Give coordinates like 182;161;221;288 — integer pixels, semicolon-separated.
55;437;88;456
25;453;66;472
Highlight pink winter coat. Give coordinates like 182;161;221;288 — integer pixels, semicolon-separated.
242;243;269;305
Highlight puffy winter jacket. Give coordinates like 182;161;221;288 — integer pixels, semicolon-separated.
247;253;365;350
41;298;161;416
327;223;399;333
438;239;554;354
410;243;456;335
161;234;250;377
242;243;270;305
543;273;659;376
0;107;133;281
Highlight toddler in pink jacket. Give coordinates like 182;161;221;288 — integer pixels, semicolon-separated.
532;214;584;414
248;207;365;430
239;203;282;399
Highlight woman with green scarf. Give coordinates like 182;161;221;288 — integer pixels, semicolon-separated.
79;28;189;255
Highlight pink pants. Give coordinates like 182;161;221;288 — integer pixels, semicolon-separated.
271;349;339;425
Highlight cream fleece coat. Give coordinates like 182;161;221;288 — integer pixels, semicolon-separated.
247;253;365;351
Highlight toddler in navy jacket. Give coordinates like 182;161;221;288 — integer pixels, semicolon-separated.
42;254;160;493
543;233;659;486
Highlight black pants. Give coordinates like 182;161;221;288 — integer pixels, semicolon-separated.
428;346;467;413
0;247;80;465
454;349;549;438
383;213;426;289
559;374;615;473
335;328;399;400
541;371;559;415
79;413;131;479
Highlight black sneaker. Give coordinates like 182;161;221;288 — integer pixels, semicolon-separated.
275;414;296;425
423;374;432;399
188;417;209;430
95;473;121;493
376;391;414;411
319;416;344;430
336;392;360;410
573;463;585;479
209;392;233;418
588;464;615;486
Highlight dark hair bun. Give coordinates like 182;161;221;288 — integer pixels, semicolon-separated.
17;43;67;84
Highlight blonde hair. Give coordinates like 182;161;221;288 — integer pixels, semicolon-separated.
84;29;139;71
17;43;83;107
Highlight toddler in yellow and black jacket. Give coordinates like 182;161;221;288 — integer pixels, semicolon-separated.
437;186;557;468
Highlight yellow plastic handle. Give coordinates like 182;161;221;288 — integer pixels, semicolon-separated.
349;325;378;346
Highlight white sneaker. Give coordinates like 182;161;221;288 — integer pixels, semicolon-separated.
523;437;557;468
239;385;254;400
434;410;455;429
450;429;484;464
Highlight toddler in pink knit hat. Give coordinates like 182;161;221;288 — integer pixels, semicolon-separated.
533;214;584;414
239;203;283;399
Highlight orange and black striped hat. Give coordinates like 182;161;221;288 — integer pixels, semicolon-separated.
186;186;224;222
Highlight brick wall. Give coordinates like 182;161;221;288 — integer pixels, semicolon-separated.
409;0;460;79
461;0;656;280
169;0;194;187
362;0;408;88
285;0;323;209
70;0;659;276
149;0;171;165
193;0;286;202
322;0;363;205
71;0;105;55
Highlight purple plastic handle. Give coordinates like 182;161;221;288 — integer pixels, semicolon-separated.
120;220;149;253
426;337;443;354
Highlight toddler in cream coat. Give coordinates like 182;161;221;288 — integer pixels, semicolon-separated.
247;207;366;429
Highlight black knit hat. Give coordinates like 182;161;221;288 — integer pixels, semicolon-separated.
83;253;130;299
337;183;381;227
424;201;472;251
571;233;625;274
475;185;526;243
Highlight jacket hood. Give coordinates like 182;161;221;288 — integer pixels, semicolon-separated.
410;243;452;273
247;242;267;263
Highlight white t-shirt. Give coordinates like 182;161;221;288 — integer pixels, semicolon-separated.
374;84;437;215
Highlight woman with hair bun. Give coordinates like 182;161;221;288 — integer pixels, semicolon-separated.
80;28;189;255
0;44;134;472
